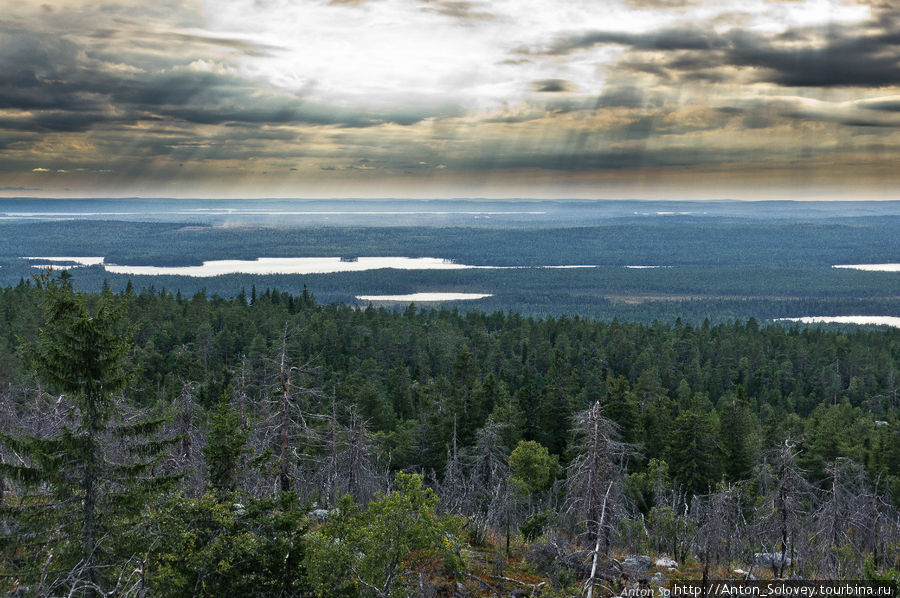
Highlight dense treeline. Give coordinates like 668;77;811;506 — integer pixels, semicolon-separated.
4;218;900;268
0;277;899;596
3;264;899;325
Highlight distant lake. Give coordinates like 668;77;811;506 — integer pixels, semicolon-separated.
25;256;598;276
833;264;900;272
356;293;493;302
777;316;900;328
25;256;105;267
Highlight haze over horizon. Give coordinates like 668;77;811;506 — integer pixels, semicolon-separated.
1;0;898;201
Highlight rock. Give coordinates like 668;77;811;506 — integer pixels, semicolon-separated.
754;552;791;569
309;508;331;521
622;555;654;579
655;557;678;568
651;572;667;586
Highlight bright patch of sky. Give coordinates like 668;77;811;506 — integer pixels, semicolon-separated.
204;0;870;113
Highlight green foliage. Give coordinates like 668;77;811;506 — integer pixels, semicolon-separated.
145;492;308;597
719;385;756;481
603;375;638;444
521;510;553;542
29;272;130;428
305;472;463;597
625;458;671;513
509;440;556;496
203;400;249;493
648;506;696;561
0;274;175;595
0;276;899;590
862;554;900;585
667;395;722;495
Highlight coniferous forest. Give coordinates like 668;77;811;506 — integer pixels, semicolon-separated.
1;274;899;596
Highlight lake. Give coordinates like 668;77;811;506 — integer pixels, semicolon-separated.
776;316;900;328
356;293;493;302
833;264;900;272
25;256;598;276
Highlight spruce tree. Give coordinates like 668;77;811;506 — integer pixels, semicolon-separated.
0;273;176;596
720;385;755;481
667;394;722;496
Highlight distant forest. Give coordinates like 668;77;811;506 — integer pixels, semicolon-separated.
1;218;899;323
0;277;898;596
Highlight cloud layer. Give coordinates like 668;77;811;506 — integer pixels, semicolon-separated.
0;0;897;199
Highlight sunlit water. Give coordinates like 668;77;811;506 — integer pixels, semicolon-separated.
25;256;105;268
833;264;900;272
776;316;900;328
356;293;493;302
24;256;598;276
102;257;478;276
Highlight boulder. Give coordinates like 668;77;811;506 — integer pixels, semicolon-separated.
309;508;331;521
651;571;667;586
622;555;654;579
655;557;678;568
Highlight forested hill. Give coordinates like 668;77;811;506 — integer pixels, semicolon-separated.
1;280;899;595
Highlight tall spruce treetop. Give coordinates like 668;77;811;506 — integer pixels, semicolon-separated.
31;272;130;429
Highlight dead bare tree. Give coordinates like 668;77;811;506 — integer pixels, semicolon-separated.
691;484;746;582
466;420;510;547
300;402;382;507
807;458;898;578
249;324;325;499
168;381;205;494
564;401;632;597
436;415;468;515
750;438;817;578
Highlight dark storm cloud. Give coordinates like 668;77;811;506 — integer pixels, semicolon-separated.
592;85;657;108
858;98;900;112
534;15;900;88
716;97;900;129
0;111;124;133
0;33;105;112
450;145;755;172
541;26;727;55
0;27;461;136
531;79;578;93
722;28;900;87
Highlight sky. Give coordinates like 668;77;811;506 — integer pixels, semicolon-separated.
0;0;898;200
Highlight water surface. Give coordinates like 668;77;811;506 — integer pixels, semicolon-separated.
356;293;493;302
833;264;900;272
777;316;900;328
